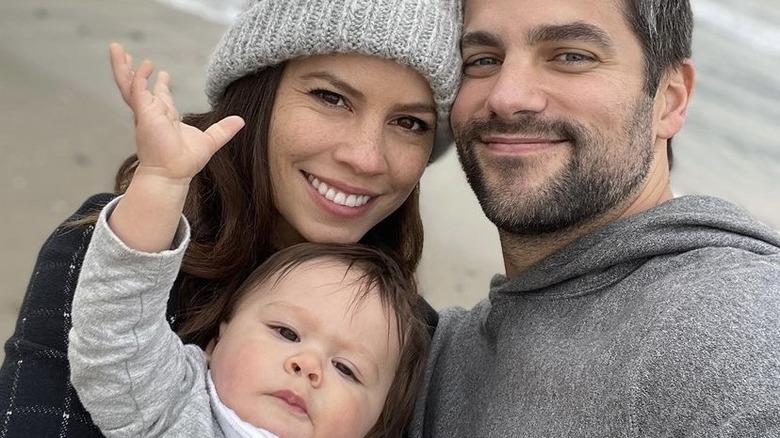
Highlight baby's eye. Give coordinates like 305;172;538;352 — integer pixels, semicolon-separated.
392;116;429;132
310;89;348;108
273;326;300;342
333;360;360;383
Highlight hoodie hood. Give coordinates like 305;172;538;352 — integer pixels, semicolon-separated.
491;195;780;296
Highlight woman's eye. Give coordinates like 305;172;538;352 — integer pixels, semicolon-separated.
311;89;348;108
333;361;359;383
393;116;429;132
274;326;299;342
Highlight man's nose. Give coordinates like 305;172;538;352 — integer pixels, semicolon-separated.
485;57;548;120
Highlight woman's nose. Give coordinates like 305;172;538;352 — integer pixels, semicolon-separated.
333;122;389;176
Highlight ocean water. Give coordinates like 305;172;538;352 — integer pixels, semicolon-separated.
153;0;243;24
153;0;780;57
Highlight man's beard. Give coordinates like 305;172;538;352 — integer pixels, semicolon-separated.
455;99;655;236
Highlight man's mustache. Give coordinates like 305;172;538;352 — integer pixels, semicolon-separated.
455;115;585;145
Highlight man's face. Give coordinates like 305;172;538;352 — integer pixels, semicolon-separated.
452;0;664;235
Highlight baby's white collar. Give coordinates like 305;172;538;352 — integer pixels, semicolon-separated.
207;370;282;438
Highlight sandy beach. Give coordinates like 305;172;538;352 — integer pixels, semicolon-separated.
0;0;231;360
0;0;500;362
1;0;778;362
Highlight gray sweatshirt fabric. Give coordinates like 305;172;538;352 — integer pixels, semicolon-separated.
410;195;780;437
68;198;226;437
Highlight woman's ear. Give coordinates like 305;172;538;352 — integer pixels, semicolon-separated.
656;59;696;140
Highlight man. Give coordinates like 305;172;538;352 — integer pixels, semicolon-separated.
411;0;780;436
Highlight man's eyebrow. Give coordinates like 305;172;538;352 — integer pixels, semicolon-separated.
461;30;504;51
461;23;615;55
528;22;616;53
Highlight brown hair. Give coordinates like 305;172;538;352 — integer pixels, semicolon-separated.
206;242;429;438
100;63;425;347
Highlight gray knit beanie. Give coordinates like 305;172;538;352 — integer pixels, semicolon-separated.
205;0;462;160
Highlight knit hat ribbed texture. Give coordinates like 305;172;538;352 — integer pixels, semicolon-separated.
205;0;461;159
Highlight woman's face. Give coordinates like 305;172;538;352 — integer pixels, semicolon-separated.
268;53;436;246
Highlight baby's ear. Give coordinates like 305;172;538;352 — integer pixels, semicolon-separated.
204;337;218;362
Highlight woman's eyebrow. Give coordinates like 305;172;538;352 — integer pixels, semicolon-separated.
300;71;364;100
300;71;435;115
394;102;436;116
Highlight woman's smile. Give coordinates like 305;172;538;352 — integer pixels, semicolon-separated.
304;172;373;208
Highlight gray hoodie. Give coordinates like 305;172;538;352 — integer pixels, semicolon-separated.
411;195;780;437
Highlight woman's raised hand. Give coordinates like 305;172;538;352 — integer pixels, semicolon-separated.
109;43;245;186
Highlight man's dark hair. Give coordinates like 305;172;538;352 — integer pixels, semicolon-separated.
621;0;693;169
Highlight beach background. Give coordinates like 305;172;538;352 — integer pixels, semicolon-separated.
1;0;778;362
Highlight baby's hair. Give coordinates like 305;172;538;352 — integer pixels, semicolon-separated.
222;242;430;438
232;243;414;316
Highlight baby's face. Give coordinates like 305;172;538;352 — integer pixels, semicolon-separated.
208;260;400;438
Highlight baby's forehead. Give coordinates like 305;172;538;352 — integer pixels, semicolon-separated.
270;257;372;287
252;257;380;303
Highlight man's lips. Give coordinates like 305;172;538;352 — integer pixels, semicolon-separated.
273;390;308;415
479;134;568;153
480;134;566;145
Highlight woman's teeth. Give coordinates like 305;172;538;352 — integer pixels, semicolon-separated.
307;175;371;208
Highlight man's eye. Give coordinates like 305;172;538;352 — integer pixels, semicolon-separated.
554;52;594;64
463;56;502;76
467;56;500;67
311;89;348;107
274;326;299;342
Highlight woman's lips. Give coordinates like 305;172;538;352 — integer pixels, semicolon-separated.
305;172;373;208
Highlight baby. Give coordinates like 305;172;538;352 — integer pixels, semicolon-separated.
69;220;429;438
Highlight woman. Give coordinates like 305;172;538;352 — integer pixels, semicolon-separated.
0;0;460;435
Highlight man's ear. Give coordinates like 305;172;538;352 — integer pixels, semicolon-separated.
657;59;695;140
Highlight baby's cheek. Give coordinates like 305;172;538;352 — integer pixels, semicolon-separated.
319;389;379;438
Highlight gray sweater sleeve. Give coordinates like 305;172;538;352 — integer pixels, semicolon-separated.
68;197;221;437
